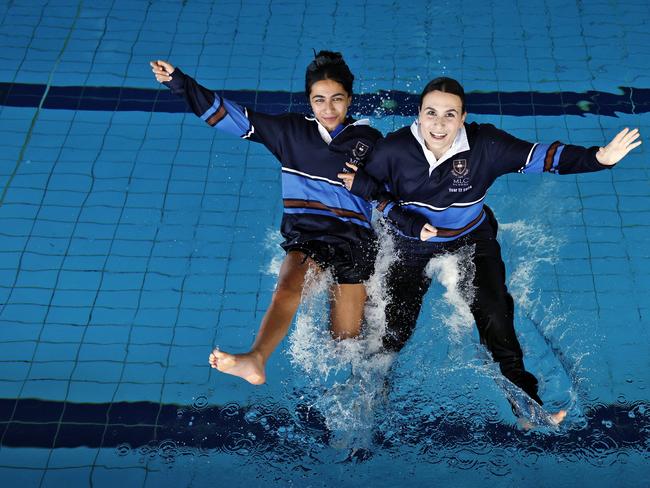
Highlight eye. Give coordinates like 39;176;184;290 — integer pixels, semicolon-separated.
445;112;456;118
426;110;435;117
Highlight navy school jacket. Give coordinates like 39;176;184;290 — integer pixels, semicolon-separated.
163;68;383;248
351;121;611;242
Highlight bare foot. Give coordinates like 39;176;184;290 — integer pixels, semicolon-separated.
549;409;567;426
208;349;266;385
517;409;567;430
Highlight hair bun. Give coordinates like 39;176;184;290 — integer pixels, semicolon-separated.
312;50;344;66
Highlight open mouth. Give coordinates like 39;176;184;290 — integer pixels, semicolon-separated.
429;132;447;141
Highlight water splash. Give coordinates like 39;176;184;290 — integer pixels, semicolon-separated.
262;228;285;276
287;222;399;439
500;219;596;424
424;245;476;339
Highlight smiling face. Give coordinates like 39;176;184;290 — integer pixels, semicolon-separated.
418;90;467;159
309;79;352;132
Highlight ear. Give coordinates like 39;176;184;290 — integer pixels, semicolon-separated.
461;111;467;124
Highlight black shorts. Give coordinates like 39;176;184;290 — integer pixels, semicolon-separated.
284;239;377;284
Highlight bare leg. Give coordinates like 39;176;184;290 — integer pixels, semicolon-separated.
329;283;367;339
208;251;319;384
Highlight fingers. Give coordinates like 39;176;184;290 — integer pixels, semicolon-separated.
159;60;175;73
345;162;358;172
612;127;629;144
419;223;437;241
621;127;641;145
337;172;354;190
613;127;640;146
623;140;642;155
150;60;174;83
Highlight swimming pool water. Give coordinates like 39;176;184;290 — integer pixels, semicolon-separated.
0;0;648;486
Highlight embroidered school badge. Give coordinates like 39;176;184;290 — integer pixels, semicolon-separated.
342;141;372;173
352;141;370;160
452;159;468;177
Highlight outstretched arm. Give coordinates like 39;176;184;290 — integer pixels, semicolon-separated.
150;59;293;154
596;128;642;166
150;59;250;133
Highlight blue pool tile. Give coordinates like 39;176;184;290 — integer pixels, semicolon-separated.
57;270;102;290
142;273;183;292
90;466;147;488
1;218;34;239
41;467;94;487
111;238;154;258
0;380;23;399
121;363;165;384
84;324;131;345
112;382;162;403
130;325;174;346
95;289;140;309
28;362;75;382
100;272;144;291
176;309;219;329
21;371;69;398
51;288;98;307
126;344;168;364
45;305;92;326
0;303;48;323
60;255;108;271
179;290;224;311
33;342;79;362
590;242;629;259
103;256;149;273
167;345;206;366
172;326;213;347
139;289;181;309
146;256;189;276
0;360;30;382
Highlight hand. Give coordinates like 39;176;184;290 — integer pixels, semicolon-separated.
150;60;175;83
420;223;437;241
596;128;642;166
337;162;358;191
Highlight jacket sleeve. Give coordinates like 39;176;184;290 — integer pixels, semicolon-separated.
349;138;392;200
163;67;290;157
348;141;427;238
481;123;609;176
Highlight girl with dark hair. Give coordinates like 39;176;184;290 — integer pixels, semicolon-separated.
150;51;382;385
340;76;641;423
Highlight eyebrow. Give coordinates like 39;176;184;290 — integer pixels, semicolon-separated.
311;93;347;99
423;106;459;113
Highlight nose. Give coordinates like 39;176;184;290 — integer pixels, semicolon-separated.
432;116;445;128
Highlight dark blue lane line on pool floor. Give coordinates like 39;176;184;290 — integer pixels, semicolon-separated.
1;82;649;117
0;398;647;452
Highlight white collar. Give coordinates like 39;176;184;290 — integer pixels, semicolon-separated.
307;116;371;144
410;120;470;175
